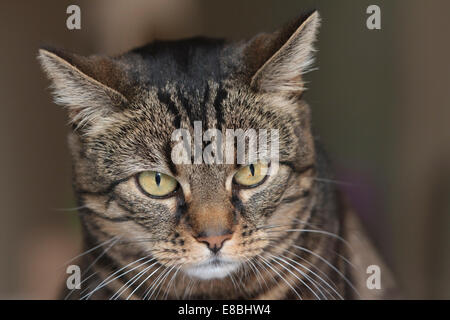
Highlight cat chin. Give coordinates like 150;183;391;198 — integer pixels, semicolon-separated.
183;259;241;280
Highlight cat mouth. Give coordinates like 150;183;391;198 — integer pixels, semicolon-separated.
183;257;241;280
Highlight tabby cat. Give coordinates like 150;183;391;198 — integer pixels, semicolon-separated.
38;11;397;299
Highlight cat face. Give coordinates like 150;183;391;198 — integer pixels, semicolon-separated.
39;12;320;283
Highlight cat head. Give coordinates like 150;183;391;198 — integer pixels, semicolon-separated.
39;11;320;282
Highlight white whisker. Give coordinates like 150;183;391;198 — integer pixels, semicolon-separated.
269;254;321;300
293;245;360;297
82;237;121;277
82;256;154;300
311;177;357;187
258;255;302;300
268;229;350;247
144;265;176;300
277;252;343;300
63;236;117;266
110;262;158;300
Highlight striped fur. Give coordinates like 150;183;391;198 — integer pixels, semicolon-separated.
39;11;397;300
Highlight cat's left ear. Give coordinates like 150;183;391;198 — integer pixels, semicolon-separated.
246;11;320;95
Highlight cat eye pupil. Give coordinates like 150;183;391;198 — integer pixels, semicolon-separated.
137;171;178;198
249;164;255;176
233;161;269;188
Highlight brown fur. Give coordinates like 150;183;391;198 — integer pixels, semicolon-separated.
38;11;398;300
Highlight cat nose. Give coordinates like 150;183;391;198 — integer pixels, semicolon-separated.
195;232;233;254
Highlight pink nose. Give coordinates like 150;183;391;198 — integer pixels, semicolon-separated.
196;233;233;253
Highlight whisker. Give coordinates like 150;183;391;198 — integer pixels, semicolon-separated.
336;252;357;270
63;236;117;266
186;276;198;299
262;237;353;277
292;218;328;228
124;264;163;300
267;229;350;247
254;219;315;232
110;262;158;300
82;236;121;277
228;271;239;292
293;245;360;297
143;265;175;300
258;255;302;300
268;254;321;300
52;205;87;212
277;252;343;300
260;238;344;299
81;256;154;300
182;276;194;299
253;256;277;286
244;258;265;291
269;244;333;299
153;265;178;300
142;265;171;300
116;237;167;245
64;270;98;300
67;237;121;299
253;259;271;290
273;245;341;295
163;265;182;300
311;177;357;187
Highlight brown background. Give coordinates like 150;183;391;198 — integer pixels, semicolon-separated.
0;0;449;299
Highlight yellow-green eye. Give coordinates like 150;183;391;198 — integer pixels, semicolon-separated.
233;161;269;187
137;171;178;197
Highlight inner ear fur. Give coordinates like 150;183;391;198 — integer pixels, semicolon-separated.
38;47;133;128
244;11;320;95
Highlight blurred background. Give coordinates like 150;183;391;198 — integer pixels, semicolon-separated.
0;0;449;299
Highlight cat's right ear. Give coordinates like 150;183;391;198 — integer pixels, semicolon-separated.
38;47;130;129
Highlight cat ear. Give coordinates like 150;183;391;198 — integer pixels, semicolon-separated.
247;11;320;95
38;47;130;128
